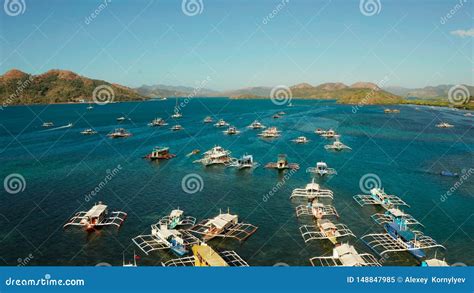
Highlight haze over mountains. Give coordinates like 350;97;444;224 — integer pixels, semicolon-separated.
0;69;472;109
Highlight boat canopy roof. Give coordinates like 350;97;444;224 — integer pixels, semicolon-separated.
85;203;107;218
334;244;365;266
208;213;238;229
192;245;229;267
424;259;449;267
170;209;183;218
305;182;320;191
319;219;337;230
388;208;405;217
316;162;327;168
387;222;415;241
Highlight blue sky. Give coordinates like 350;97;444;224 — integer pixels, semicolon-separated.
0;0;473;90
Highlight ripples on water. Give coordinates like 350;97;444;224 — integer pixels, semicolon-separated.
0;99;472;266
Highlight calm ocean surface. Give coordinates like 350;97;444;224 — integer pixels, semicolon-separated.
0;98;472;266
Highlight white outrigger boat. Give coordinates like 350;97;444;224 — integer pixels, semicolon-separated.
116;116;127;121
310;244;381;267
188;209;258;242
133;222;199;256
42;122;54;128
171;124;183;131
223;126;240;135
320;129;339;139
306;161;337;176
265;154;299;170
107;128;132;138
292;136;309;144
258;127;280;138
80;128;97;135
371;208;423;227
290;179;334;200
247;120;266;129
436;122;454;128
162;244;249;267
361;219;445;259
203;116;213;123
324;139;351;151
148;118;168;127
228;154;257;169
300;219;355;245
295;201;339;219
214;119;229;128
353;188;409;211
193;145;233;166
63;201;127;231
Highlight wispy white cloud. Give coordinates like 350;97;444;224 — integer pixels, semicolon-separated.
450;28;474;37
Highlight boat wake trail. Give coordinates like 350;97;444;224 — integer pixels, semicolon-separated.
41;124;73;132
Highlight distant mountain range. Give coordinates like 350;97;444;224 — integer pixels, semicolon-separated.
1;69;472;109
383;85;474;99
0;69;144;105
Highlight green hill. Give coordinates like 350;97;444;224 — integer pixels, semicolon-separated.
0;69;146;106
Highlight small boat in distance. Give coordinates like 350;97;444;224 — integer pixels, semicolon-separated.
265;154;299;170
436;122;454;128
324;139;351;151
148;118;168;127
214;119;229;128
80;128;97;135
86;103;94;110
117;116;127;121
144;146;176;160
258;127;281;138
228;154;257;169
186;149;200;157
203;116;214;123
314;128;325;135
171;97;183;118
440;170;458;177
272;114;282;119
464;112;473;117
292;136;309;144
384;108;400;114
223;126;240;135
107;128;132;138
248;120;266;129
171;125;183;131
193;145;233;166
320;129;338;139
306;162;337;176
278;111;286;115
42;122;54;128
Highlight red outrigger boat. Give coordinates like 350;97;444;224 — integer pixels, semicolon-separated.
144;146;176;160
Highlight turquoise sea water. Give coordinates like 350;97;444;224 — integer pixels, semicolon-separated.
0;98;472;266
